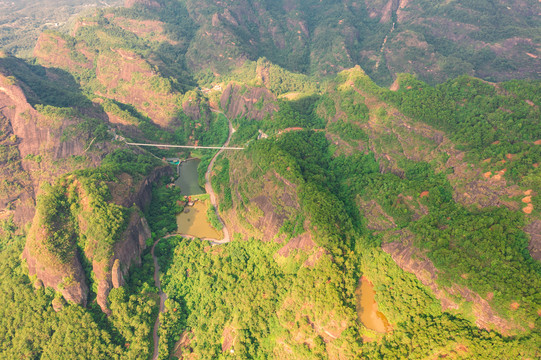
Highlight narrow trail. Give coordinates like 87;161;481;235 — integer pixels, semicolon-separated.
375;21;395;70
151;112;235;359
375;1;402;71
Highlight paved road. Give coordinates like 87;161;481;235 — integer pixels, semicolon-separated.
204;115;235;244
150;113;235;359
151;235;171;360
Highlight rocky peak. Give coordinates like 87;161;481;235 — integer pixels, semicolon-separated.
23;165;172;312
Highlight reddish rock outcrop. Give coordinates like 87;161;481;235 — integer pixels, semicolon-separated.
33;32;182;128
23;232;89;305
93;166;171;312
23;165;172;312
93;213;152;313
525;220;541;262
33;32;94;71
382;239;521;334
0;71;93;224
220;84;278;121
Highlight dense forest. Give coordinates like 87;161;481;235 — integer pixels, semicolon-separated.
0;0;540;359
0;152;161;359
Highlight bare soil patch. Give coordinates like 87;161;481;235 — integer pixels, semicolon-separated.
221;326;236;353
525;220;541;261
172;331;193;359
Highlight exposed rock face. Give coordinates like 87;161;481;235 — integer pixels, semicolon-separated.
182;96;213;131
182;100;203;120
127;166;172;210
93;166;170;312
23;165;172;312
93;212;152;314
111;259;123;289
34;32;182;128
221;84;278;121
382;239;521;335
0;70;93;224
23;232;89;305
525;220;541;262
220;150;317;257
357;198;396;231
33;33;94;71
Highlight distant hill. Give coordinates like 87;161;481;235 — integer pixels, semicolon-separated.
2;0;538;84
118;0;540;85
0;0;122;57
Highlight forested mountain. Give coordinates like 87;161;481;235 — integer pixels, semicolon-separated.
0;0;540;359
0;0;123;56
1;0;539;84
124;0;541;85
140;0;541;85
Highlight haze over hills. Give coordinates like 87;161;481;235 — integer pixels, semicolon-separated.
0;0;540;359
0;0;123;57
1;0;540;84
160;0;541;85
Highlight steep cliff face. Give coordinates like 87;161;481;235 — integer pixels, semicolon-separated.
382;240;521;335
325;68;541;332
220;84;278;121
34;31;183;128
23;222;90;306
33;32;94;73
23;164;172;312
213;147;317;258
180;0;355;75
0;66;99;224
93;211;152;312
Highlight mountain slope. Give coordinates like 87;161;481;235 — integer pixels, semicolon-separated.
122;0;541;85
0;0;540;359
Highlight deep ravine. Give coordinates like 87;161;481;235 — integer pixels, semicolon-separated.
151;112;234;359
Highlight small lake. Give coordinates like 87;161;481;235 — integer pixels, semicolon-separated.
175;159;205;196
177;200;223;240
355;276;390;333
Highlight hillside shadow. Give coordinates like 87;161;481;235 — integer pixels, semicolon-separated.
0;55;91;108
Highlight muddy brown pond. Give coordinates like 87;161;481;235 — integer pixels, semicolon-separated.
176;200;223;240
356;276;390;333
174;158;222;240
